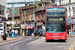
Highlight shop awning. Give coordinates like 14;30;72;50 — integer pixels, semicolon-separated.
39;22;43;25
71;21;75;24
67;19;71;22
0;17;7;22
36;22;43;26
26;26;34;29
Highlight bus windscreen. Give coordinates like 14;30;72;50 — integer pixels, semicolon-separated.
46;23;66;33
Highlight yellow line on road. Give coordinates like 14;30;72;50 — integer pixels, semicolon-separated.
69;41;75;50
71;44;75;50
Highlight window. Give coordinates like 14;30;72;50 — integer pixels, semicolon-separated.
31;13;33;20
38;13;40;17
0;6;4;15
47;8;65;16
26;14;28;21
69;7;71;16
73;7;75;16
46;23;66;33
42;12;43;18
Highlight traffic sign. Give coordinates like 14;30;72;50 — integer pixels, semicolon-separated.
12;25;14;28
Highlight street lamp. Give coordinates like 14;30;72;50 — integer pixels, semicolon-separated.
12;4;14;25
33;0;35;21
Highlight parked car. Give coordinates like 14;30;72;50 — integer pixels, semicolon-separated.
34;29;40;37
38;29;43;36
43;30;45;37
34;29;43;37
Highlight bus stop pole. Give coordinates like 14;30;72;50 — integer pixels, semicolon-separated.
23;11;26;36
0;35;1;42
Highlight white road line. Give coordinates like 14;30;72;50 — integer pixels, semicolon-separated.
27;38;42;44
9;38;33;47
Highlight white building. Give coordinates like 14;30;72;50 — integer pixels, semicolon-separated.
6;0;40;9
0;0;7;35
55;0;75;19
55;0;75;35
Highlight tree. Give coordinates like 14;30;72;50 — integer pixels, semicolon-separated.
39;0;42;6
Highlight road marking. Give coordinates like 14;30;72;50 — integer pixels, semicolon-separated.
10;38;33;47
72;45;75;50
0;37;33;50
69;41;75;50
27;38;42;44
0;38;22;45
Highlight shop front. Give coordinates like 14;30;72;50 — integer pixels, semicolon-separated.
67;19;71;35
0;17;7;38
26;26;34;36
14;26;20;36
71;18;75;35
36;22;43;29
20;24;27;36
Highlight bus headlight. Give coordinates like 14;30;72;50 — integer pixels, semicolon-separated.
63;38;65;39
47;34;50;37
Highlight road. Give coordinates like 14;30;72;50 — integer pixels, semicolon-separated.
0;36;75;50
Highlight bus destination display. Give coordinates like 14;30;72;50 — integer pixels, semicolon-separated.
47;17;65;22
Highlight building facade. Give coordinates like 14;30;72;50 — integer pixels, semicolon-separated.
35;0;52;29
55;0;75;35
7;8;21;36
20;4;38;36
0;0;7;35
6;0;40;9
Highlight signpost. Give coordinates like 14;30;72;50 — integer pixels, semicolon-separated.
23;11;26;36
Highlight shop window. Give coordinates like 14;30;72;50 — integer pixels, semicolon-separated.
42;12;43;19
0;6;4;15
73;7;75;16
38;13;40;18
69;7;71;16
73;25;75;31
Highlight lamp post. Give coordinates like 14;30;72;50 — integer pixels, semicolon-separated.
12;4;14;25
33;0;35;21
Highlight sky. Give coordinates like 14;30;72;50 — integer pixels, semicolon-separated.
6;0;40;2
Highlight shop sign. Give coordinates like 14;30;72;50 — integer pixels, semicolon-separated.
0;18;2;21
28;23;35;27
14;27;20;28
0;32;3;35
73;32;75;35
71;19;75;21
36;22;43;25
21;24;27;29
7;21;14;24
12;25;14;28
67;19;71;22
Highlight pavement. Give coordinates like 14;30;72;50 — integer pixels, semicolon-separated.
67;35;75;37
0;35;75;44
0;36;22;43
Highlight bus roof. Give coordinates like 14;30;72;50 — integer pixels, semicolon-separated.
46;6;66;9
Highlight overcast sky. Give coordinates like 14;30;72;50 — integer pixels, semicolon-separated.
6;0;40;2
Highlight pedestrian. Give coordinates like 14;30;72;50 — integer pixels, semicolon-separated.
14;29;18;37
7;28;10;37
9;29;11;37
11;29;15;38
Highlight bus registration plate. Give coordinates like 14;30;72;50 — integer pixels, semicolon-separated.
54;38;58;40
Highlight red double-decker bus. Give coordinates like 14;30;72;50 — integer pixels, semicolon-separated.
45;6;67;41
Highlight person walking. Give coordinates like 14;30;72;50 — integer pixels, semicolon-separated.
11;29;14;38
14;29;18;37
7;28;10;37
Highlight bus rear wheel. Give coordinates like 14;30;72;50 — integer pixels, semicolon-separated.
46;40;48;42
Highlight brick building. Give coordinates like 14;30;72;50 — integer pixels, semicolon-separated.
7;8;21;36
35;0;52;29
